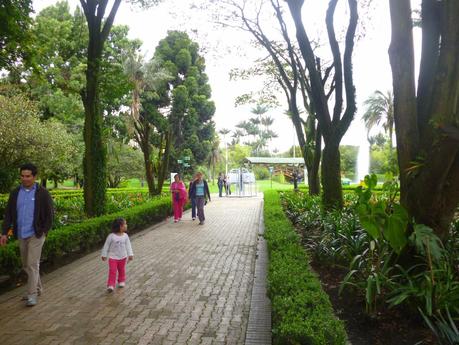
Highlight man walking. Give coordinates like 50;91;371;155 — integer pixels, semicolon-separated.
0;163;54;306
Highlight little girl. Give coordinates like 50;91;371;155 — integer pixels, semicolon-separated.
101;218;134;292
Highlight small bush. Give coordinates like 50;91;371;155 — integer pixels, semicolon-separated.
264;190;348;345
0;195;172;278
272;173;286;184
253;166;270;180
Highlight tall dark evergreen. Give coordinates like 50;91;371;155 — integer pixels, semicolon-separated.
154;31;216;172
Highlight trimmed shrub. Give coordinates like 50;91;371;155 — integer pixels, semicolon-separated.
264;190;347;345
0;195;172;278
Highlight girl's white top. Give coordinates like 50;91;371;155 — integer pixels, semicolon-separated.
101;233;134;260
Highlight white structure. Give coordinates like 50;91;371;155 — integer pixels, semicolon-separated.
356;140;370;183
227;168;257;197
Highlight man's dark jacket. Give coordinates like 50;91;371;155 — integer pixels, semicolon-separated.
1;183;54;238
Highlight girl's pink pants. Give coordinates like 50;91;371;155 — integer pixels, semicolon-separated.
107;258;127;287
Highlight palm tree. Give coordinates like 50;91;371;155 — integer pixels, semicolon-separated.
219;128;231;137
208;135;221;183
363;90;394;150
231;129;244;145
123;52;172;195
251;104;269;117
219;128;231;175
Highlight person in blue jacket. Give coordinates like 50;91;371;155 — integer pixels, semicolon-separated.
189;172;211;225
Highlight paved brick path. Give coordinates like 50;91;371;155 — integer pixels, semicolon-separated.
0;195;269;345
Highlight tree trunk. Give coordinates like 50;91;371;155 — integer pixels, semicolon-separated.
82;34;106;216
406;141;459;238
141;140;155;196
321;141;343;209
153;131;172;195
388;0;459;239
286;0;358;209
309;124;321;195
80;0;121;217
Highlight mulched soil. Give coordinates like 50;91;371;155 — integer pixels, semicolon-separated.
310;260;438;345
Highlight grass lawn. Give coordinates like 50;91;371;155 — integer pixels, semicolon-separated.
56;178;295;193
207;179;295;193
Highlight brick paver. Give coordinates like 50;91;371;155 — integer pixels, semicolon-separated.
0;194;268;345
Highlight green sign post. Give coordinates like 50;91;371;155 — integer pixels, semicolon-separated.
177;156;191;174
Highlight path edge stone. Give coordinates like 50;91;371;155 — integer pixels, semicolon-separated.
245;196;272;345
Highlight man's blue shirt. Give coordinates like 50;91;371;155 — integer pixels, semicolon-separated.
16;184;36;239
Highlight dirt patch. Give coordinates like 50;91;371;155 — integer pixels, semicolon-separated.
310;261;438;345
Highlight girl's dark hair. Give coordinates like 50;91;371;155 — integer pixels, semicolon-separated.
111;217;126;233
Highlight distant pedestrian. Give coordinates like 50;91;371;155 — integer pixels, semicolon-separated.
225;175;231;195
170;173;187;222
101;218;134;293
217;172;224;197
188;174;198;221
0;163;54;307
189;172;211;225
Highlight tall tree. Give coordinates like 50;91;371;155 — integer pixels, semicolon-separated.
208;135;221;182
28;2;86;131
388;0;459;238
22;2;139;135
363;90;394;150
0;87;76;192
236;104;277;155
0;0;33;70
231;129;245;145
154;31;216;171
78;0;160;216
222;0;323;195
219;128;231;174
286;0;358;209
123;53;172;196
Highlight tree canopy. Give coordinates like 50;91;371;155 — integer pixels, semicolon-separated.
154;31;216;171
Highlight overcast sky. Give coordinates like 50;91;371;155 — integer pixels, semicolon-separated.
32;0;422;152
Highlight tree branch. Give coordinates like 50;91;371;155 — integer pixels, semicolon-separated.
325;0;343;125
417;0;441;140
337;0;358;139
388;0;419;183
286;0;332;140
101;0;122;43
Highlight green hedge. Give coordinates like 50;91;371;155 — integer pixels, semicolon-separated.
263;190;347;345
0;195;172;278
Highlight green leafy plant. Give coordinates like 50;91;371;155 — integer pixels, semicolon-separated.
355;174;408;254
420;307;459;345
